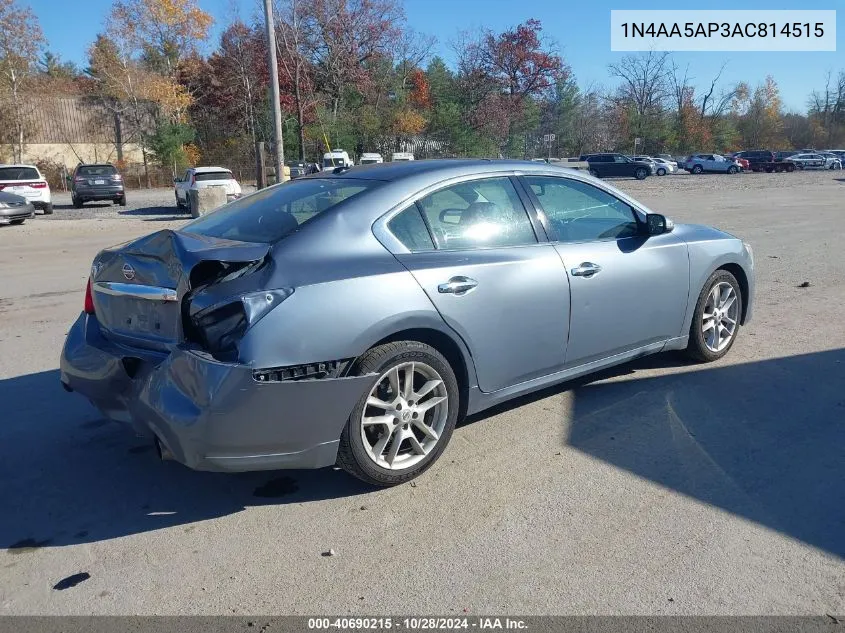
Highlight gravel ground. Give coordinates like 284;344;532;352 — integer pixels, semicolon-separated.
0;168;843;616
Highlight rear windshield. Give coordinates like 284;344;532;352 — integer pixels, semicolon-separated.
183;178;379;243
0;167;39;180
323;157;345;167
78;165;117;176
360;159;379;164
195;171;233;181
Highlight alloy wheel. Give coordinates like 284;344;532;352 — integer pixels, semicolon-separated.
360;361;449;470
702;282;739;352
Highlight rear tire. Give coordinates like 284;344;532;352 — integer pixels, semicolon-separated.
72;195;82;209
43;203;53;215
336;341;460;487
685;269;743;363
118;195;126;207
657;168;666;176
786;163;795;172
727;165;738;174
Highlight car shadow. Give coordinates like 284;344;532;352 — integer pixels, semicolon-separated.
464;349;845;558
4;350;843;557
118;206;186;218
0;369;374;551
53;202;115;210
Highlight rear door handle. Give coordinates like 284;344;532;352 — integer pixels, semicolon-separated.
437;276;478;295
570;262;602;278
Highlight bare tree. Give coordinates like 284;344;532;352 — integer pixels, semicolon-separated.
0;0;45;162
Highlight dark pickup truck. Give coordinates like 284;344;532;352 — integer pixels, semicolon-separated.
732;150;795;173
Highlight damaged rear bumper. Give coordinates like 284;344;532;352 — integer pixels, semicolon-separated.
59;312;376;472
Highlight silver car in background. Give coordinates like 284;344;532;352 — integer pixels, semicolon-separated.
0;191;35;225
60;160;755;486
683;154;742;174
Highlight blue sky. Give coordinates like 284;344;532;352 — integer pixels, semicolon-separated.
27;0;843;112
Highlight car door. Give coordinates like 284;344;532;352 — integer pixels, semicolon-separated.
610;154;630;177
521;174;690;367
177;170;191;201
388;176;571;393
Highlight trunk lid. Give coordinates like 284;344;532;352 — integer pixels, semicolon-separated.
91;229;269;351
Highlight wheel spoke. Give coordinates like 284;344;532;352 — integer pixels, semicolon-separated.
402;363;414;399
415;395;446;415
709;286;720;309
408;435;427;456
366;396;392;410
372;426;395;458
724;315;737;326
387;366;400;397
413;379;442;400
721;293;736;311
413;419;439;441
702;318;716;332
385;431;403;466
363;415;393;427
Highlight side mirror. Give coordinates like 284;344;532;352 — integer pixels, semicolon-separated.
173;177;180;183
646;213;674;235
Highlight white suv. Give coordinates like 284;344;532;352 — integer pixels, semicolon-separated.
174;167;242;210
0;164;52;214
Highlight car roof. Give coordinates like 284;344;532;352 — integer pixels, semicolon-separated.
299;158;580;183
191;166;232;172
0;164;39;169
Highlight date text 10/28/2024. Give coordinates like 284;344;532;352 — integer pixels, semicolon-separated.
307;618;528;630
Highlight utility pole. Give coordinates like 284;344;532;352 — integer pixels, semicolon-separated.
263;0;285;184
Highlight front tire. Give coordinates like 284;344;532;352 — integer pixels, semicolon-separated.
634;167;648;180
657;168;666;176
685;270;743;363
336;341;459;487
692;165;703;174
72;195;83;209
588;168;600;178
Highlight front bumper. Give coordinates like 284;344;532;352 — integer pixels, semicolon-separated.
0;203;35;223
60;313;376;472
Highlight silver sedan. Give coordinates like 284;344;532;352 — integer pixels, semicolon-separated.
60;160;755;486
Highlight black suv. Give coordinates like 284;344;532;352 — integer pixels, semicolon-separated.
70;163;126;208
580;153;651;180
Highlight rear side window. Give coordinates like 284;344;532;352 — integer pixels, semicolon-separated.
78;165;117;176
0;167;39;180
194;171;233;181
388;206;435;252
184;178;378;243
416;177;536;250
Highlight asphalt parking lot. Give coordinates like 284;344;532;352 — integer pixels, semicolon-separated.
1;171;843;615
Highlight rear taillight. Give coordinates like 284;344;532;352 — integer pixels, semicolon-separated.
31;181;47;188
74;176;87;183
112;174;122;181
84;277;95;314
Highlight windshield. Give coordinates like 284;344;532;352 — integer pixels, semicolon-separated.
0;167;40;180
183;178;379;243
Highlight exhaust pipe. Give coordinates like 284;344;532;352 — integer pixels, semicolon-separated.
155;437;174;462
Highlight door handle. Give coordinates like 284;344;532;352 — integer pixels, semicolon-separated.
437;276;478;295
570;262;602;277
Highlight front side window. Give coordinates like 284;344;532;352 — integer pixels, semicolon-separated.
525;176;640;243
613;155;629;163
416;177;537;250
184;178;378;243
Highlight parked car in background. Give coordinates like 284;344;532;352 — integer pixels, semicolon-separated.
733;150;795;173
655;153;674;162
174;167;242;210
651;157;678;174
819;152;843;169
823;149;845;161
788;153;827;170
580;153;651;179
634;155;672;175
0;164;52;214
287;161;311;179
391;152;415;162
71;163;125;208
60;159;754;486
681;154;741;174
360;153;384;165
0;191;34;225
323;149;354;169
